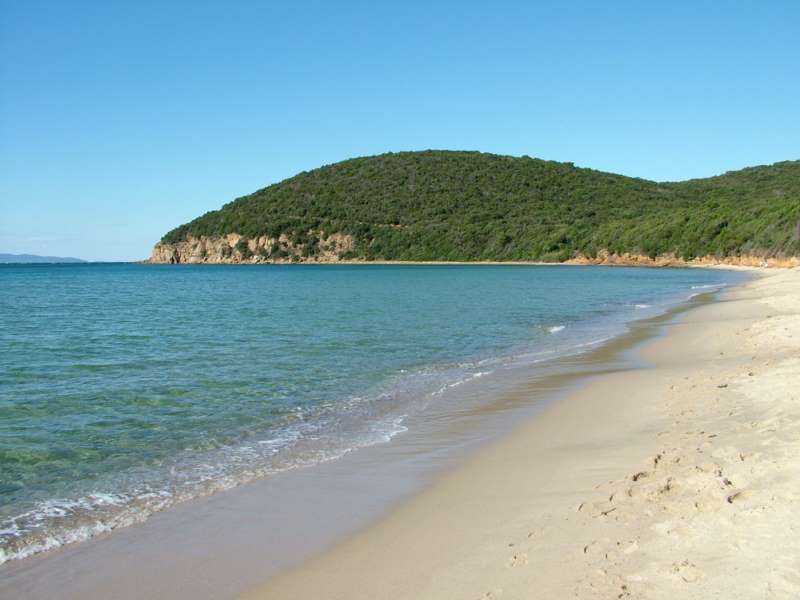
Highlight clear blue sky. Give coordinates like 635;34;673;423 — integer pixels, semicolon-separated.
1;1;798;261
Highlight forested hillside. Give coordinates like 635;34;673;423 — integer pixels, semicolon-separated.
155;151;800;263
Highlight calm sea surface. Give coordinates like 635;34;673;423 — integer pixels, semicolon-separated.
0;263;745;563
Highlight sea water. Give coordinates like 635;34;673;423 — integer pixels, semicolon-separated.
0;263;745;563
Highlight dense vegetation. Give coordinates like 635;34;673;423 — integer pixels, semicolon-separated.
161;151;800;261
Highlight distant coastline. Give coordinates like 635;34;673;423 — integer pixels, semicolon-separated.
0;253;85;264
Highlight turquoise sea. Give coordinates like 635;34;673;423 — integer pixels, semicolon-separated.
0;263;745;563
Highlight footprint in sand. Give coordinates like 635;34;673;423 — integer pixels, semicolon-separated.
622;540;639;555
507;553;528;567
672;559;702;583
727;489;754;504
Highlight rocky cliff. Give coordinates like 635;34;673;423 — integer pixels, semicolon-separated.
147;238;799;268
564;250;800;268
147;232;355;264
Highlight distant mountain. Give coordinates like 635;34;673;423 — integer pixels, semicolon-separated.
0;253;86;264
150;150;800;266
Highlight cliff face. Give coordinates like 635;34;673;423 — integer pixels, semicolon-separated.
565;250;800;268
147;232;355;264
147;238;800;268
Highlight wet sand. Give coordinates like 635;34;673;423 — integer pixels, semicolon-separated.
242;267;800;599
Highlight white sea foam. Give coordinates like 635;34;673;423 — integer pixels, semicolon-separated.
547;325;566;334
0;382;425;566
0;492;163;565
375;415;409;442
687;282;728;300
634;303;651;309
575;336;612;348
691;283;726;290
432;371;493;397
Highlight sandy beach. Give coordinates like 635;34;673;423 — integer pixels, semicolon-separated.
5;2;797;597
242;267;800;599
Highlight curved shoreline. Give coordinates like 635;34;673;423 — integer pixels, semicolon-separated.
0;269;773;600
0;265;727;571
241;267;799;599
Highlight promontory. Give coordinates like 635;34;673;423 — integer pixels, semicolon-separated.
149;151;800;267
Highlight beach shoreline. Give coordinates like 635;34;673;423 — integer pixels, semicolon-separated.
2;267;794;600
242;266;799;599
1;271;723;600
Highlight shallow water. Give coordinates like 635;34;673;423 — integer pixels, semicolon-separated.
0;263;745;563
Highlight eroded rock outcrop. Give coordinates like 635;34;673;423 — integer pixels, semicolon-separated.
565;250;800;268
147;232;355;264
148;240;799;268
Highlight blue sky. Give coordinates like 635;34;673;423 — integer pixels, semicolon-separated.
1;1;798;261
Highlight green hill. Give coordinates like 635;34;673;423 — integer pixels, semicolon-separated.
156;151;800;263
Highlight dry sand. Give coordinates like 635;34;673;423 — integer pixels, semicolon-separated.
242;267;800;599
